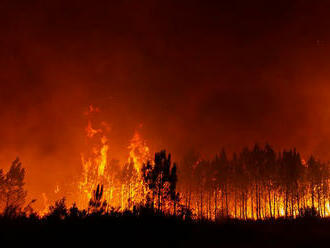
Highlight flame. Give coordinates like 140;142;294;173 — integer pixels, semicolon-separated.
76;106;151;211
125;130;151;208
78;106;111;208
97;136;108;176
54;184;60;194
86;120;102;138
40;193;49;216
128;131;150;173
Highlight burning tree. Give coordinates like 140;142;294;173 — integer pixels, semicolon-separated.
89;184;107;213
142;150;178;213
77;106;151;211
0;158;27;212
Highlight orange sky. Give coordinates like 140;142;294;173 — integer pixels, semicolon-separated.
1;0;330;210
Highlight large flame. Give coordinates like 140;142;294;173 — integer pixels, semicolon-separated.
128;131;151;173
76;106;150;211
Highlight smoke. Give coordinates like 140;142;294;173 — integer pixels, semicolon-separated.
1;0;330;207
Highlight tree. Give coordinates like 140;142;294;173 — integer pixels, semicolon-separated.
1;158;27;211
48;197;67;220
307;156;323;214
142;150;178;213
179;149;200;211
89;184;107;213
121;161;139;209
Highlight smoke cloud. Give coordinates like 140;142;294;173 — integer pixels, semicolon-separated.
1;0;330;207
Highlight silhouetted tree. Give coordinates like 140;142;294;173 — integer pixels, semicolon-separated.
48;197;67;220
22;199;37;217
142;150;178;213
1;158;27;212
89;184;107;213
174;144;330;220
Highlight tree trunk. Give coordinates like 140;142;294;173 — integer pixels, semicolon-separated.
255;184;259;219
214;189;217;220
200;189;203;219
311;182;315;209
285;189;288;218
268;189;272;218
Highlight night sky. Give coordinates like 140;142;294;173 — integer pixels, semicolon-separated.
1;0;330;203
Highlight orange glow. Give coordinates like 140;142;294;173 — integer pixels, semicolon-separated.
40;193;49;216
128;131;151;173
74;106;151;211
23;106;330;220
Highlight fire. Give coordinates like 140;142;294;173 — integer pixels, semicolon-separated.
54;185;60;194
40;193;49;216
125;130;151;208
76;106;150;211
86;120;102;138
78;106;111;208
97;136;108;176
39;105;330;220
128;131;151;173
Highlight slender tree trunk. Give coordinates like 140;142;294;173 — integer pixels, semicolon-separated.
221;189;224;216
311;182;315;209
234;190;237;218
273;192;276;218
318;186;321;216
285;189;288;218
268;189;272;218
291;192;294;217
245;192;248;219
225;186;228;217
158;189;161;212
208;191;211;219
323;183;326;217
259;190;262;219
214;189;217;220
255;184;259;219
296;192;300;217
200;189;203;219
250;188;254;219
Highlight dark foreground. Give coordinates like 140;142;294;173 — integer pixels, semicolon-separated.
1;215;330;247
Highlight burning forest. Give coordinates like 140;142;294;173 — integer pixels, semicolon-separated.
1;105;330;220
1;105;330;247
2;1;330;247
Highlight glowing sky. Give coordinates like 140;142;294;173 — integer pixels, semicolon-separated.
1;0;330;207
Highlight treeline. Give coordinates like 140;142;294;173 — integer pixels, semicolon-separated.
1;145;330;221
0;155;330;248
179;144;330;219
0;151;185;220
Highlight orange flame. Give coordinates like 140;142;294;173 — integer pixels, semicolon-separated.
76;106;151;211
128;131;151;173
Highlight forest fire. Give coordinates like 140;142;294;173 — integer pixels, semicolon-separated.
178;149;330;220
3;1;330;247
38;105;327;220
75;106;151;211
1;104;327;221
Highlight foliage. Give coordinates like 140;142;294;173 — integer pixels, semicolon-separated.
47;198;68;220
0;158;27;213
142;150;179;213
